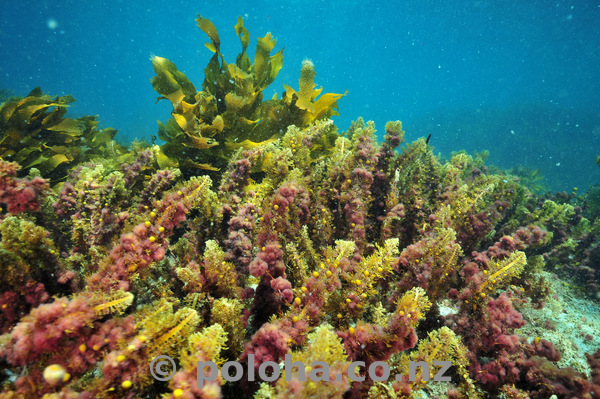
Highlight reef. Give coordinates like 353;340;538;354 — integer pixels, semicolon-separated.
1;14;600;399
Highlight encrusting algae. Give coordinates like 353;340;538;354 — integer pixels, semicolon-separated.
0;13;600;399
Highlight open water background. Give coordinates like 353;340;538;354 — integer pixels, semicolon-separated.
1;0;599;192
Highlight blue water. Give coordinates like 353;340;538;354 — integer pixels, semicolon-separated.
1;0;599;191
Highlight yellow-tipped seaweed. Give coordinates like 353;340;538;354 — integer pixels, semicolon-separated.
92;291;134;316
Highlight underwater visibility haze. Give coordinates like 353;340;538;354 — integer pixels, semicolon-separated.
1;0;600;191
1;1;600;398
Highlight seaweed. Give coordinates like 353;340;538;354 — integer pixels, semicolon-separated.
151;15;346;174
0;88;129;182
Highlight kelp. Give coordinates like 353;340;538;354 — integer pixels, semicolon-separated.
283;59;347;126
0;88;129;181
151;15;346;174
